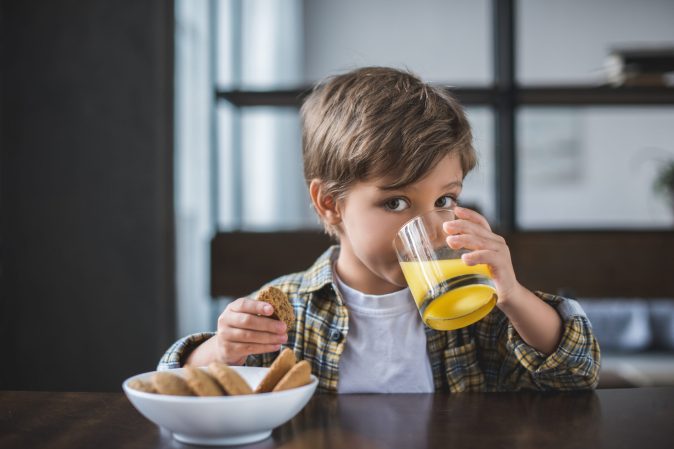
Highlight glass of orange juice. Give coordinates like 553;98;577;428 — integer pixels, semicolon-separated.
393;208;497;331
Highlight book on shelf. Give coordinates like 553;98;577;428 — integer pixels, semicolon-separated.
604;46;674;87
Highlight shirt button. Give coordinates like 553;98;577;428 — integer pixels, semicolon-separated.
329;329;342;342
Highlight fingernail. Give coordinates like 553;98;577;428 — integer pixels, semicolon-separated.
264;305;273;314
278;322;286;332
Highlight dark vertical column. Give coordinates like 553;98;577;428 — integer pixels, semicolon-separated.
0;0;175;391
493;0;517;232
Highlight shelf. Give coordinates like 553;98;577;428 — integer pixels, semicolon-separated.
216;85;674;108
217;89;310;107
518;86;674;105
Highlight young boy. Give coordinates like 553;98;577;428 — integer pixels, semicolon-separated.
159;67;600;393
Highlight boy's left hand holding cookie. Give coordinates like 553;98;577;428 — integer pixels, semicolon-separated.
443;206;563;355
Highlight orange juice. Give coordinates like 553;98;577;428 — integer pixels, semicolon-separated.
400;259;497;330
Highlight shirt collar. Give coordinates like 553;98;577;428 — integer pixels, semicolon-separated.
297;244;341;295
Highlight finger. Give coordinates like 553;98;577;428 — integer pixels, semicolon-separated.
461;250;512;279
228;342;283;356
223;311;287;334
443;219;500;243
222;327;288;345
446;233;504;252
461;249;496;267
228;297;274;316
454;206;492;231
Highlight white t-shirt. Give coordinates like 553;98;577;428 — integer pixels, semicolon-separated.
334;270;435;394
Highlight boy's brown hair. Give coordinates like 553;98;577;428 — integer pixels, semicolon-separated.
301;66;477;236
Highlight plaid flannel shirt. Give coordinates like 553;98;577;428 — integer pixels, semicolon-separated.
159;246;600;393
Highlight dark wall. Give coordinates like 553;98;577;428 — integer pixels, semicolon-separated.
211;230;674;299
0;0;175;391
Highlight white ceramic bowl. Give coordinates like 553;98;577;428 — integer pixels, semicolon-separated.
123;366;318;446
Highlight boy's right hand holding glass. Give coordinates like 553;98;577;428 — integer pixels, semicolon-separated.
185;298;288;366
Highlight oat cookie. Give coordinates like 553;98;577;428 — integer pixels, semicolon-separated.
272;360;312;392
128;378;157;394
256;286;295;331
254;348;296;393
208;362;253;395
151;372;194;396
184;365;224;396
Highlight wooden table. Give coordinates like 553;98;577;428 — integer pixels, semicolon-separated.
1;388;673;449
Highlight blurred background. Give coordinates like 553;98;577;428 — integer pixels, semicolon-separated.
1;0;673;392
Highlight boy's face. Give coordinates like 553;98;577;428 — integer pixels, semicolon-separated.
333;153;464;295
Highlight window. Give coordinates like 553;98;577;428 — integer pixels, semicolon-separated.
214;0;496;230
518;0;674;85
213;0;674;234
516;0;674;228
517;107;674;229
217;106;314;230
303;0;492;86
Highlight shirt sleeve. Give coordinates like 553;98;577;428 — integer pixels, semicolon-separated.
503;291;601;391
244;350;283;368
156;332;215;370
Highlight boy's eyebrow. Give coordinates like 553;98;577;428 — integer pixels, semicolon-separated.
377;181;463;192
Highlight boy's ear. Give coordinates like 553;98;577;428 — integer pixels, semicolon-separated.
309;179;342;225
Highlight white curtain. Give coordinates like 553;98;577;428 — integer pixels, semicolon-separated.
174;0;213;335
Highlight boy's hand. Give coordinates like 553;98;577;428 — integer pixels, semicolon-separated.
442;206;520;306
215;297;288;365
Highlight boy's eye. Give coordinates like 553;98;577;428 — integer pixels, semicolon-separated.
384;198;410;212
435;195;457;209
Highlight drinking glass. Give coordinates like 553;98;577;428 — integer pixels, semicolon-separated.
394;208;497;330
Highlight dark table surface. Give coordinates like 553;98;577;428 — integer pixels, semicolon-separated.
1;387;673;449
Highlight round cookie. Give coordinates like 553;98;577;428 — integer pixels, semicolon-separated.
183;365;225;396
254;348;296;393
128;378;157;394
151;372;194;396
208;362;253;395
257;286;295;331
272;360;312;392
